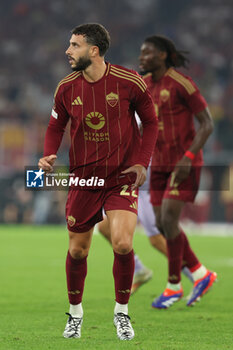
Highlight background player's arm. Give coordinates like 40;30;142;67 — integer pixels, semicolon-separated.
123;83;158;188
174;107;214;184
187;107;214;155
133;84;158;168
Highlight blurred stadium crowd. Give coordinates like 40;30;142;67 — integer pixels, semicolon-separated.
0;0;233;224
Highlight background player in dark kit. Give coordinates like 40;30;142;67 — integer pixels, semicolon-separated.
139;35;217;308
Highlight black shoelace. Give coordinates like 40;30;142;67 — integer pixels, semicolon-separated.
65;312;82;334
116;313;132;333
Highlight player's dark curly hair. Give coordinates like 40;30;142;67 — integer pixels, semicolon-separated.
144;35;189;68
72;23;110;57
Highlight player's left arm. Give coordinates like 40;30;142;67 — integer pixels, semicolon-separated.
174;83;214;184
187;106;214;155
122;81;158;188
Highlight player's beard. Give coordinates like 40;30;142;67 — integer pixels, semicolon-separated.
138;65;150;75
139;64;154;75
139;69;148;76
72;56;92;72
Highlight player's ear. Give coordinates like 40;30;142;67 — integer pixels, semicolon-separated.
90;45;99;57
160;51;167;61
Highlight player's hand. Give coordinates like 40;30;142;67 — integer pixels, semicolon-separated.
173;156;192;185
121;164;147;190
38;154;57;172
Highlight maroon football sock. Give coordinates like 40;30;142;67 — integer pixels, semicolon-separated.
167;233;184;284
113;250;135;304
66;251;87;305
180;230;200;270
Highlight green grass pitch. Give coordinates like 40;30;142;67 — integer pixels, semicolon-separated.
0;224;233;350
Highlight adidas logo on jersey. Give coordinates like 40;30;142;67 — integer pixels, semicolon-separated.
72;96;83;105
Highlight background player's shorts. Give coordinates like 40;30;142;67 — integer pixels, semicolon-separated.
66;180;138;233
138;189;160;237
150;166;201;206
138;168;160;237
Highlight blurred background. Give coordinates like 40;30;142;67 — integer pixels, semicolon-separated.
0;0;233;225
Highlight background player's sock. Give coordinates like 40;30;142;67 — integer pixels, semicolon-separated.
114;302;128;315
166;281;182;291
69;303;83;318
66;251;87;305
182;266;194;283
180;230;200;269
134;254;146;274
166;233;184;284
113;250;134;304
190;264;208;281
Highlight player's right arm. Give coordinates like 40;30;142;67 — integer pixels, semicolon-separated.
38;84;70;171
38;154;57;172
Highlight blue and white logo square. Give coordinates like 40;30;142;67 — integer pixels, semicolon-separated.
26;169;45;188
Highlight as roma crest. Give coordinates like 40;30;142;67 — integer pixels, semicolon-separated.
106;92;119;107
67;215;76;227
160;89;170;103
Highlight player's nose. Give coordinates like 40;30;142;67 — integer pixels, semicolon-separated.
65;47;71;55
138;52;144;61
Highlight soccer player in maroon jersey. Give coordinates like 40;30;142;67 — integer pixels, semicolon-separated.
38;24;158;339
139;35;217;308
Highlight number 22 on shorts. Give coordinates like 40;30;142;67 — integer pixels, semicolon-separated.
120;185;138;198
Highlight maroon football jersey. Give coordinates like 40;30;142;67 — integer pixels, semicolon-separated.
144;67;208;171
44;63;158;184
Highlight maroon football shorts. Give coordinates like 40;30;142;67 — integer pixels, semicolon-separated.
65;180;138;233
150;166;201;206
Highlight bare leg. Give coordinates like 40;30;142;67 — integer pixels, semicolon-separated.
149;234;167;256
161;198;185;240
98;216;112;243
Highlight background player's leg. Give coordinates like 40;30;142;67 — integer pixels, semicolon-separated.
161;199;209;286
131;192;162;293
153;198;217;308
63;229;93;338
98;217;112;243
151;199;185;309
138;190;167;255
161;198;185;284
149;234;167;255
153;205;164;234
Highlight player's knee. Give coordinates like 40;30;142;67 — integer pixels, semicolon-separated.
156;220;163;233
112;238;132;254
154;215;163;233
69;246;89;260
161;212;175;238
